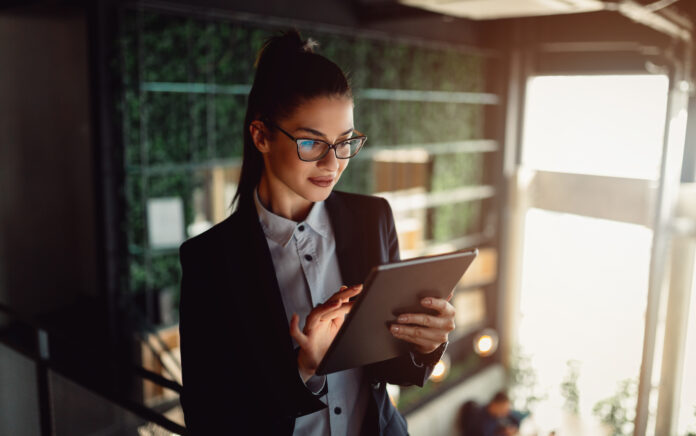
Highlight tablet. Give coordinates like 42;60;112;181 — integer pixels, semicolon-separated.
315;248;478;375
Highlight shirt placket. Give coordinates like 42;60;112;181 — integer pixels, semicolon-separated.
295;226;346;433
295;225;320;306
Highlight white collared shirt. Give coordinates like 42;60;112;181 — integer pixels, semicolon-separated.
254;187;368;436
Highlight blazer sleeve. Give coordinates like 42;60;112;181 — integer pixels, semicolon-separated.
179;237;325;435
179;241;297;434
363;198;444;387
178;240;248;434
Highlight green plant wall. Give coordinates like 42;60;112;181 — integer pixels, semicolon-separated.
118;10;488;307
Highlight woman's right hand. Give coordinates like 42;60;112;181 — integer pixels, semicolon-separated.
290;284;363;382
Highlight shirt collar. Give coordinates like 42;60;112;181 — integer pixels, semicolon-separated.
253;187;331;247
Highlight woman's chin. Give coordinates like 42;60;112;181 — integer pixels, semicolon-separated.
302;184;334;202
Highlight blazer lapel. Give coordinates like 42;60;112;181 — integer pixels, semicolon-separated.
325;191;367;287
233;198;296;356
240;198;292;338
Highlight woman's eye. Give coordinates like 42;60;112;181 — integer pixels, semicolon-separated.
299;140;320;149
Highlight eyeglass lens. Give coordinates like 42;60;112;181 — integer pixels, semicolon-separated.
297;138;363;161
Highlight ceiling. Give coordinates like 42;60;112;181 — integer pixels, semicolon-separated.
397;0;606;20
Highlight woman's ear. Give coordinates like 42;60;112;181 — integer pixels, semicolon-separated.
250;120;271;154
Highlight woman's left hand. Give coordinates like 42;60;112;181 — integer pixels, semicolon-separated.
389;293;456;354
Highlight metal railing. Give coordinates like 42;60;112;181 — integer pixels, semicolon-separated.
0;301;187;436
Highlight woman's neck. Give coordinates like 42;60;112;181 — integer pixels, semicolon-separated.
257;172;313;222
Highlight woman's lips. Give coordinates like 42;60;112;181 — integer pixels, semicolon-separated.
309;177;334;187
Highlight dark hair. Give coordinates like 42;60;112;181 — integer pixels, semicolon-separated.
232;29;352;210
489;391;510;405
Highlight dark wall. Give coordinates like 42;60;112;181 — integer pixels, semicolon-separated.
0;8;98;317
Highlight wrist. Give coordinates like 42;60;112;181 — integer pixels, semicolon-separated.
298;364;314;383
297;350;316;382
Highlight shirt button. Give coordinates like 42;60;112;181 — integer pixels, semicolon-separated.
304;254;313;261
298;225;305;231
334;407;342;415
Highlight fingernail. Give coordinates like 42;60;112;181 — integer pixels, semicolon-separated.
423;298;432;305
398;315;407;322
391;325;399;333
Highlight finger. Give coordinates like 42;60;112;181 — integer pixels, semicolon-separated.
289;314;308;348
390;329;441;353
421;297;455;317
446;291;454;302
328;284;363;304
307;285;362;327
338;284;363;298
319;301;355;321
389;323;449;345
305;299;341;328
396;313;455;332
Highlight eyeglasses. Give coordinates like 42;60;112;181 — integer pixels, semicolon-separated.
263;119;367;162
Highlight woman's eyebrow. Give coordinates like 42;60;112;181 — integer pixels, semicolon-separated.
295;127;354;138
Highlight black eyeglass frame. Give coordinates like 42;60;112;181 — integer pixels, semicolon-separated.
263;119;367;162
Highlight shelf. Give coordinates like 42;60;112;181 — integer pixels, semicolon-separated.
378;185;495;213
140;81;500;105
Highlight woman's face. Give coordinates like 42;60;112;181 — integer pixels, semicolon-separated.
257;96;354;204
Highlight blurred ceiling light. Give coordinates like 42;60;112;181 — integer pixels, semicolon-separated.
474;328;499;356
429;353;450;382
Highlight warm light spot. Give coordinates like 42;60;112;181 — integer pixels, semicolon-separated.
429;357;449;382
477;335;493;353
473;328;499;356
432;360;446;377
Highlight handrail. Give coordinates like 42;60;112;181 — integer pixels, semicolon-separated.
132;364;182;394
0;302;187;435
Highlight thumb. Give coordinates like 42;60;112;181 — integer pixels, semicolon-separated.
289;313;308;348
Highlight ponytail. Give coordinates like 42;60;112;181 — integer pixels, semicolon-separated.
233;29;352;210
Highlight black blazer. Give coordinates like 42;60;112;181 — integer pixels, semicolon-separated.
179;190;438;435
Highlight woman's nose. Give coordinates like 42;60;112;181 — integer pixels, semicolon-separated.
318;147;340;171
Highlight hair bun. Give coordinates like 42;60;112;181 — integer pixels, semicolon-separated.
255;29;318;69
302;37;319;53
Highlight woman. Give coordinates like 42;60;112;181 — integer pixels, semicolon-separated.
178;30;456;435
